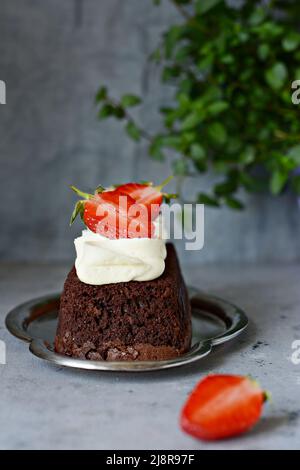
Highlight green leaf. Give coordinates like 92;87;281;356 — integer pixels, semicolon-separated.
163;109;179;129
288;145;300;165
159;135;182;149
175;45;192;63
282;33;300;52
98;104;115;119
149;141;165;161
121;94;141;108
221;54;234;65
237;31;249;43
197;193;220;207
239;173;267;193
178;77;193;95
197;54;214;72
125;121;141;141
114;106;125;119
249;7;266;26
225;197;244;210
95;86;107;103
208;122;227;145
227;138;241;154
257;43;270;61
270;171;288;195
265;63;288;90
239;146;255;165
277;155;296;172
164;26;183;59
190;143;205;161
214;179;237;197
162;65;181;82
173;159;189;176
207;101;229;116
213;161;228;173
70;200;85;226
182;131;197;146
177;92;191;111
193;161;207;173
181;111;205;130
196;0;222;15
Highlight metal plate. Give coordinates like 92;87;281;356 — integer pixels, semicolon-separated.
5;288;248;372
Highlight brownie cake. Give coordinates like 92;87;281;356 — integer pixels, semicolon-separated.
55;178;192;361
55;244;191;361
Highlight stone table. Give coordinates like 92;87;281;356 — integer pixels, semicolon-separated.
0;262;300;450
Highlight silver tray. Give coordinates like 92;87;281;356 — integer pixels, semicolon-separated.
5;288;248;372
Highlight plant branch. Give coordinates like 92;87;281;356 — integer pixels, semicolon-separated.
170;0;192;20
106;97;153;142
125;112;153;141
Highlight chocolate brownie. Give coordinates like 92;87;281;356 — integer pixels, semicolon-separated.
55;243;191;361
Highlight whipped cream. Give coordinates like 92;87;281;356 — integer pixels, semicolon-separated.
74;218;167;285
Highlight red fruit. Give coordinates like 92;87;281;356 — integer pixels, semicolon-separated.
116;175;174;220
83;190;154;239
180;374;266;441
69;177;175;239
116;184;162;220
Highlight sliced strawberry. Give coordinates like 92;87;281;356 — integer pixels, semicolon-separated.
69;178;174;239
116;175;175;220
180;374;266;441
115;182;152;201
116;184;162;220
82;190;154;239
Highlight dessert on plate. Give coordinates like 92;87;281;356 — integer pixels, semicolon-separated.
55;177;192;361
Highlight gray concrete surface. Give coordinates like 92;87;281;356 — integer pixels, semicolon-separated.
1;261;300;450
1;0;300;264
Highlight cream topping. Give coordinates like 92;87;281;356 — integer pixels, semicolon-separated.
74;218;167;285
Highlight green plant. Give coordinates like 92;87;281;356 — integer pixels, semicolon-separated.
95;0;300;208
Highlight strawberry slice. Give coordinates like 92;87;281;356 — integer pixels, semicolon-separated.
70;187;154;239
83;191;132;239
116;175;176;220
180;374;267;441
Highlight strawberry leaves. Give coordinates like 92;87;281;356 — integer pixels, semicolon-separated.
70;185;94;200
155;175;178;202
95;184;105;194
69;185;95;226
70;200;85;226
163;192;178;203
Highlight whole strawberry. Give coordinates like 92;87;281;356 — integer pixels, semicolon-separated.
180;374;267;441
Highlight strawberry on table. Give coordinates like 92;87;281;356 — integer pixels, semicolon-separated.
180;374;267;441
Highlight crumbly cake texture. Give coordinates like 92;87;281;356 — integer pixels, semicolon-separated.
55;243;192;361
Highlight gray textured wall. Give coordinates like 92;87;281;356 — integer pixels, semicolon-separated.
0;0;300;264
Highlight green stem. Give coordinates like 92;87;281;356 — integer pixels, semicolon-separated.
156;175;174;191
106;97;153;142
70;185;94;200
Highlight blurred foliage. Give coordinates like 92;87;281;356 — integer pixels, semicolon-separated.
96;0;300;208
